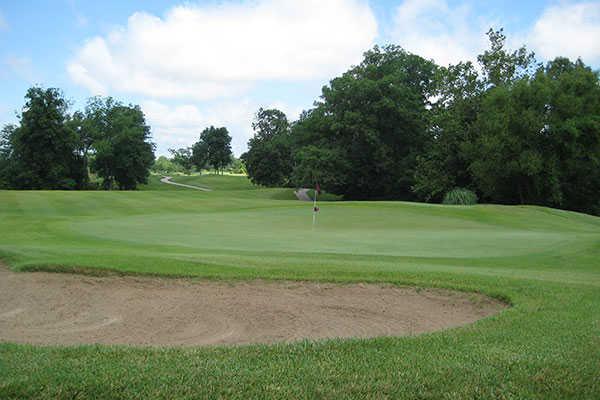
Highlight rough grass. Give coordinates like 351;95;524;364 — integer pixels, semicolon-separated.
0;175;599;399
443;187;479;205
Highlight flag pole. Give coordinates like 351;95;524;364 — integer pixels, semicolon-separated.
312;188;318;228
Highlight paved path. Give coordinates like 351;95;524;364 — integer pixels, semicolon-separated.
294;188;313;201
160;176;212;191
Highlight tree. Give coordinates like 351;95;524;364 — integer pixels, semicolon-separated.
544;58;600;215
227;156;246;174
413;30;539;204
191;126;232;174
477;28;538;88
0;124;16;188
8;87;86;189
291;145;350;192
66;96;118;178
243;108;293;186
168;147;194;174
413;62;483;202
466;77;558;205
152;156;180;175
291;45;437;199
91;103;155;190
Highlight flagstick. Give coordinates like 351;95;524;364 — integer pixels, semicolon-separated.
312;188;318;229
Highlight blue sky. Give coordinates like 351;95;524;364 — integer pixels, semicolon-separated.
1;0;599;155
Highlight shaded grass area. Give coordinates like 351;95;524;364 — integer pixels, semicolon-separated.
0;178;599;399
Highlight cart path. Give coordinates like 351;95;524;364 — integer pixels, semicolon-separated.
160;176;212;191
294;188;312;201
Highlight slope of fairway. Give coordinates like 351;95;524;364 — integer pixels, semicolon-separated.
0;175;599;399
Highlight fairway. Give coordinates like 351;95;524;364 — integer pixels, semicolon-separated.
1;175;599;398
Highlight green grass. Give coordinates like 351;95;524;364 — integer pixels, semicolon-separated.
306;188;343;201
170;173;259;191
0;175;599;399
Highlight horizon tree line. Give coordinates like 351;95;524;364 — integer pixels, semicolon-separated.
242;29;600;216
0;89;155;190
1;28;599;217
0;90;239;189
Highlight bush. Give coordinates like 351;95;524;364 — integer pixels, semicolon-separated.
443;188;478;205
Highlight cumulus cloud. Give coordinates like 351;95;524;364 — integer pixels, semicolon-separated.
390;0;493;66
143;99;301;156
143;99;304;156
69;0;377;100
529;1;600;65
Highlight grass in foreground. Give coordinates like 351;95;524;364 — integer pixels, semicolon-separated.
0;175;599;399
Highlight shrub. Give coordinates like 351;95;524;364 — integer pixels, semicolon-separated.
443;188;478;205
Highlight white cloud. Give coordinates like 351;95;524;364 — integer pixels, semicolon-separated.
529;2;600;65
143;99;273;156
390;0;493;66
69;0;377;100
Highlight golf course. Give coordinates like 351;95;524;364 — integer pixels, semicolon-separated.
1;174;599;399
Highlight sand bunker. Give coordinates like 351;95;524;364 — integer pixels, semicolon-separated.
0;265;505;346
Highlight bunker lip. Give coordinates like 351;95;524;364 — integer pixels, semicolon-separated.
0;265;507;347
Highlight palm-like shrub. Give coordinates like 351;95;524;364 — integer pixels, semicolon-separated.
443;188;478;205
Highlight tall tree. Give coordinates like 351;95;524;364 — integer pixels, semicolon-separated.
292;45;437;199
0;124;16;188
66;96;118;178
91;102;155;190
243;108;293;186
477;28;538;88
191;126;232;174
466;76;557;205
413;62;483;202
413;29;538;203
152;156;180;175
544;58;600;215
8;87;86;189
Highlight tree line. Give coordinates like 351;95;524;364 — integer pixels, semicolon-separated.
242;29;600;216
160;126;238;175
0;89;240;189
0;88;155;190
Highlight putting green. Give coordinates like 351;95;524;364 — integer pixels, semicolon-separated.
64;204;583;258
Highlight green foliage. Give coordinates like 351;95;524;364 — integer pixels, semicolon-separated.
3;87;87;189
66;96;156;190
243;108;293;186
192;126;232;173
544;58;600;215
91;102;155;190
291;144;349;192
477;28;538;87
151;155;181;175
226;156;246;174
411;30;600;215
0;124;16;188
413;62;483;202
442;188;478;205
168;147;194;174
0;91;156;191
291;45;437;199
